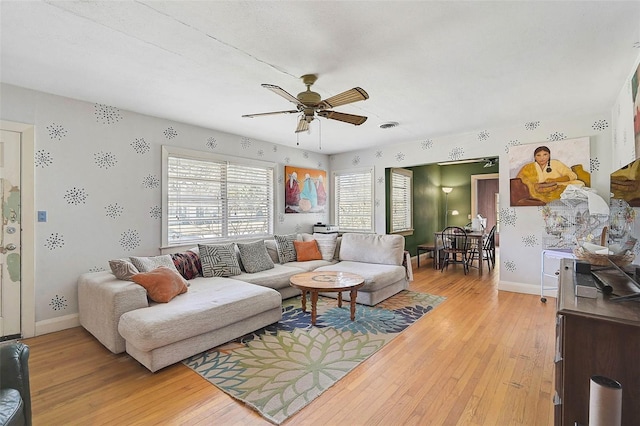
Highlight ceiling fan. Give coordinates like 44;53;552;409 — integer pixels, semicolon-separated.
242;74;369;133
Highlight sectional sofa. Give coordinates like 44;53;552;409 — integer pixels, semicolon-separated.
78;232;410;372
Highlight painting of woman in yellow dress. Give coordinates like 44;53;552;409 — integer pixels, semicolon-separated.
509;138;590;206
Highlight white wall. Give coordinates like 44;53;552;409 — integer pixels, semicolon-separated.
330;112;615;295
328;51;640;296
1;83;329;333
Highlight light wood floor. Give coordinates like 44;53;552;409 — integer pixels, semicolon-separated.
24;253;557;425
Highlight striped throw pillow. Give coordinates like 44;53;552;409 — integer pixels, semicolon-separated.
198;243;242;277
274;234;298;263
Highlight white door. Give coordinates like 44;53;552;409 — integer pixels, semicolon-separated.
0;130;21;338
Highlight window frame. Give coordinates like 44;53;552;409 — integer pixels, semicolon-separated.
333;166;375;233
161;145;276;247
390;167;414;236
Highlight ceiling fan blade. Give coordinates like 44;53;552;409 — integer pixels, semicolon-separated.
317;110;368;126
295;117;310;133
321;87;369;108
262;84;303;106
242;109;299;118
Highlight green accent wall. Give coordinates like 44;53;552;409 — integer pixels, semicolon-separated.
386;161;498;256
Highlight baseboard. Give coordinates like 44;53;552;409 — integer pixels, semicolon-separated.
498;279;557;299
35;313;80;336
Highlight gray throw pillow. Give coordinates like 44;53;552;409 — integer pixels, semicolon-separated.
109;258;139;280
130;255;178;273
274;234;298;263
264;240;280;264
198;243;242;277
236;240;274;273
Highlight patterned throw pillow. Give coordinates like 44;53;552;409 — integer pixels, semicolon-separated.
198;243;242;277
293;240;322;261
170;251;202;280
312;233;339;261
274;234;298;263
236;240;274;273
130;255;179;273
109;258;139;280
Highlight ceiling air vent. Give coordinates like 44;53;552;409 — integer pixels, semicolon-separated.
379;121;399;129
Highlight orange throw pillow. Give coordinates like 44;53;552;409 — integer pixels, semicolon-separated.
293;240;322;261
131;266;188;303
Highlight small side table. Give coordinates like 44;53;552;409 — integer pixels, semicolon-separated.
417;244;440;269
290;271;365;325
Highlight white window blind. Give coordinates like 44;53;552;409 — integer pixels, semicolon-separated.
165;149;274;245
390;168;413;234
334;168;374;233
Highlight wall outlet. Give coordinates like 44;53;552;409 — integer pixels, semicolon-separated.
37;211;47;222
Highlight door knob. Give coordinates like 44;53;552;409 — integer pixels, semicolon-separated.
5;243;16;251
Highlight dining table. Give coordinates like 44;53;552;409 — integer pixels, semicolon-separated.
435;229;487;275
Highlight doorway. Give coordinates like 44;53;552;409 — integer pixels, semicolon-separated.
0;121;35;339
0;130;22;339
471;173;499;245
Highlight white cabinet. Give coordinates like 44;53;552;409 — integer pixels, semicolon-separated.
540;249;574;302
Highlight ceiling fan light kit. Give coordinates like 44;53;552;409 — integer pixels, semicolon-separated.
242;74;370;139
296;118;310;133
484;159;498;168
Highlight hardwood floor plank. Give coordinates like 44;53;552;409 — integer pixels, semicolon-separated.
23;253;555;425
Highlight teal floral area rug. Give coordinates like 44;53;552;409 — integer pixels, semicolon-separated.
183;290;445;425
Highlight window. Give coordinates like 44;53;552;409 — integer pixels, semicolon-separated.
390;168;413;235
333;167;374;233
162;146;274;246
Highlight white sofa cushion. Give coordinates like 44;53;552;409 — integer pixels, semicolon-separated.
118;278;280;352
314;261;406;292
229;264;305;290
78;271;149;354
285;259;335;272
339;233;404;265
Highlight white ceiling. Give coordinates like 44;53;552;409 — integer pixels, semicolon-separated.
1;1;639;154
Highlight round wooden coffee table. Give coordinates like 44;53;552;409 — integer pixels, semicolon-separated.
290;271;365;325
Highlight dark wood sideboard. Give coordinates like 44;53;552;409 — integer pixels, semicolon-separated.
555;259;640;426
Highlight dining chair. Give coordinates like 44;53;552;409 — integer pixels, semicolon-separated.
486;225;497;268
469;225;496;271
440;226;472;274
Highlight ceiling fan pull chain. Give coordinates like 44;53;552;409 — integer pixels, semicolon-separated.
318;118;322;150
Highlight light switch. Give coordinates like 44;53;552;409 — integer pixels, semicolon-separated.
38;211;47;222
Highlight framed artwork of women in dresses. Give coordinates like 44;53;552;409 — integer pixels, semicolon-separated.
284;165;327;213
610;61;640;207
509;137;591;206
